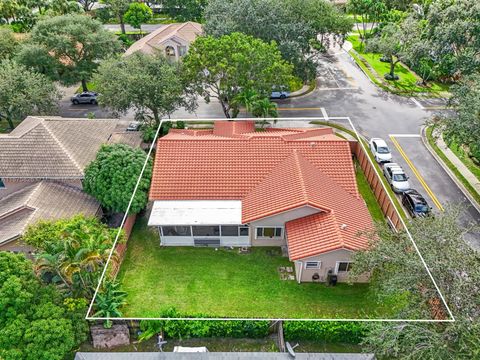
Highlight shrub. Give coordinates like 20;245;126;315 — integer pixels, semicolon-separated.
139;307;270;340
283;321;366;344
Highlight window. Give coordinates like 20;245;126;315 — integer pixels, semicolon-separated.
256;227;283;238
178;45;187;56
337;262;352;272
221;226;238;236
192;226;220;237
0;178;5;189
239;226;249;236
161;226;191;236
305;261;320;269
165;46;175;57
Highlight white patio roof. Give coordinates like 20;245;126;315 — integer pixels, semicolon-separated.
148;200;242;226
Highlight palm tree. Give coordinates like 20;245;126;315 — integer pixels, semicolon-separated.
252;98;279;128
232;89;259;115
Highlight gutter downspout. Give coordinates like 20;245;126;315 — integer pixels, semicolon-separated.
297;261;303;284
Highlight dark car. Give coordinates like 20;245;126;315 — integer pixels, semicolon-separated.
402;189;431;218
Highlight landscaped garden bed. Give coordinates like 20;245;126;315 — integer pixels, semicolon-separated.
346;34;449;97
117;217;393;319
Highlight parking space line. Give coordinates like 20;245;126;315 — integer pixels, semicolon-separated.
321;107;329;120
389;135;444;211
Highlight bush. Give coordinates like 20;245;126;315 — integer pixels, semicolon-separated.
139;307;270;340
283;321;366;344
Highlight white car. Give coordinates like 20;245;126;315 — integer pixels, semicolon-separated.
383;163;410;193
369;138;392;163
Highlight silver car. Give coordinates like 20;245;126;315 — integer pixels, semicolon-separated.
71;91;98;105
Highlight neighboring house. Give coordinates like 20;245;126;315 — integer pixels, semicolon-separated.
0;116;142;252
148;121;373;283
124;22;203;61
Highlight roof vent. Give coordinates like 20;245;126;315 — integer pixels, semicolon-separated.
310;142;316;147
340;224;348;230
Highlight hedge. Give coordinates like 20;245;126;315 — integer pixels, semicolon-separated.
283;321;366;344
139;307;270;341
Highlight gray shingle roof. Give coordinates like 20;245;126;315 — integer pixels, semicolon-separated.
0;117;121;179
0;181;100;245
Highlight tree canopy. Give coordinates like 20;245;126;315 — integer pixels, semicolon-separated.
84;144;153;214
204;0;352;81
123;2;152;34
0;252;88;360
350;208;480;358
26;14;120;92
183;32;294;118
94;51;196;125
0;60;60;130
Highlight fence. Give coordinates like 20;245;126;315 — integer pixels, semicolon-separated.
111;214;137;278
351;141;403;231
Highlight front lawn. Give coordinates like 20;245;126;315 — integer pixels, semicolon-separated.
347;35;449;96
118;217;394;319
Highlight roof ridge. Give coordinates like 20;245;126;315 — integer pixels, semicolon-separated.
292;150;308;202
42;122;83;174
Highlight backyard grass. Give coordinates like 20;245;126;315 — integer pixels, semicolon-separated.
118;217;393;319
355;160;385;223
347;35;450;96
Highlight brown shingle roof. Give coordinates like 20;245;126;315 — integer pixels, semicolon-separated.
0;117;121;179
0;181;100;244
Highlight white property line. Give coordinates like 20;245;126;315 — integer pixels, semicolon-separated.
86;116;455;323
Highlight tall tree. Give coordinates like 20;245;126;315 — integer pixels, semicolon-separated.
183;32;293;118
123;2;152;34
0;60;60;130
442;74;480;163
204;0;352;82
0;27;17;60
101;0;131;34
83;144;153;214
347;0;387;44
350;208;480;359
28;14;120;92
77;0;96;11
93;51;195;126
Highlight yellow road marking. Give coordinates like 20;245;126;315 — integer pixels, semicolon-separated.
390;135;444;211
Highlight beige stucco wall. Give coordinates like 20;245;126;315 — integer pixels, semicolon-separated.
294;249;370;283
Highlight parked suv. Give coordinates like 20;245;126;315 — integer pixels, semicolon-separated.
369;138;392;163
383;162;410;193
71;91;98;105
402;189;431;217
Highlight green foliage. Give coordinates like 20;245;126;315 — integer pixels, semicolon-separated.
0;252;88;360
24;215;123;298
347;0;387;42
0;59;60;130
205;0;352;82
93;279;127;328
94;51;196;125
183;32;293;118
0;27;17;60
139;307;270;340
28;14;121;90
15;42;60;80
351;209;480;358
84;143;152;214
283;321;366;343
123;2;152;32
161;0;206;21
443;74;480;163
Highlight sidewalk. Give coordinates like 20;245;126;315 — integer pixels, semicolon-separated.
437;135;480;194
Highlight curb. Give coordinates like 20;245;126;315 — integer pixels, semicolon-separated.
287;82;316;99
421;126;480;214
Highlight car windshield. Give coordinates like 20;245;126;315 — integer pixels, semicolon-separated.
393;174;408;181
415;204;429;212
377;146;390;154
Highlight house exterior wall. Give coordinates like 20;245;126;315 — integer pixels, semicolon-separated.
294;249;370;283
158;226;250;247
250;206;320;227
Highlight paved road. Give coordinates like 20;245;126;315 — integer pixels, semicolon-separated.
103;24;166;33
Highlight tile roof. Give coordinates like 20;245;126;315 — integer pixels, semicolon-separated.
0;117;128;179
150;120;372;259
124;22;203;56
0;181;100;245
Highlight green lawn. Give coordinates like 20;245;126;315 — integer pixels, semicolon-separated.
355;160;385;223
347;35;449;96
118;217;392;319
447;140;480;182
